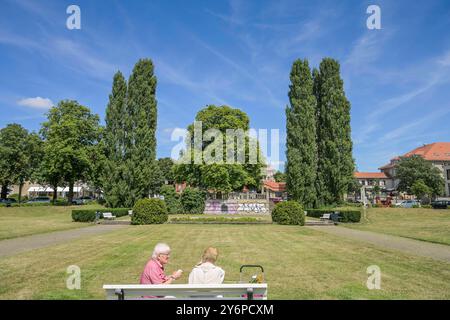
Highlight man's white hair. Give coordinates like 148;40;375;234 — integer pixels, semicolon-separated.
152;243;171;259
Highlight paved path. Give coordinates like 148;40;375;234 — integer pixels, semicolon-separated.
0;225;128;258
307;226;450;263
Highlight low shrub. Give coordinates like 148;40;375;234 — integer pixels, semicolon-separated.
306;209;361;222
180;188;205;214
272;201;305;225
72;208;130;222
131;198;168;225
169;216;266;224
412;204;421;208
421;204;432;209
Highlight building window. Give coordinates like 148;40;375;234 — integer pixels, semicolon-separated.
447;169;450;180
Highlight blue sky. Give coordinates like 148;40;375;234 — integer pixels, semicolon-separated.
1;0;449;172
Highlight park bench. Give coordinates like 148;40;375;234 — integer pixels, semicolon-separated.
320;213;331;221
103;283;268;300
102;212;116;220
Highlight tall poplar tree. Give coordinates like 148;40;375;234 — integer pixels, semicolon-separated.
315;58;354;205
104;71;128;207
285;59;318;208
126;59;160;206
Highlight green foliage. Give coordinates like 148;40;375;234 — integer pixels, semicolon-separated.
0;124;43;201
160;185;183;214
131;198;168;225
71;208;130;222
173;105;265;193
411;179;432;199
104;71;129;208
39;100;101;204
127;59;160;205
315;58;354;206
396;156;445;197
272;201;305;225
104;60;161;208
169;216;266;224
273;171;286;182
180;187;205;214
306;209;361;222
286;59;317;208
158;158;175;183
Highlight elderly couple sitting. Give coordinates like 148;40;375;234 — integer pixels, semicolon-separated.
139;243;225;285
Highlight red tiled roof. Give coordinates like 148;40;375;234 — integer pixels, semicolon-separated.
263;181;286;192
354;172;388;179
402;142;450;161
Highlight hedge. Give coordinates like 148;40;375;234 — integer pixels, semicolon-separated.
180;188;205;214
169;216;268;224
131;198;168;225
306;209;361;222
272;201;305;225
72;208;130;222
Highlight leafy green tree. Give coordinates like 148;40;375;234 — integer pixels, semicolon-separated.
315;58;354;205
160;184;182;214
173;105;265;194
104;71;128;207
158;157;175;183
396;155;444;197
126;59;159;206
0;124;42;201
273;171;286;183
180;187;205;214
286;59;317;208
411;179;432;200
40;100;101;204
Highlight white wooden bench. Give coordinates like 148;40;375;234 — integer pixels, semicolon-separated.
103;284;268;300
102;212;116;220
320;213;331;221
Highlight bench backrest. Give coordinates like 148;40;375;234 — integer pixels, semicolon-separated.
322;213;331;218
103;284;268;300
103;212;113;218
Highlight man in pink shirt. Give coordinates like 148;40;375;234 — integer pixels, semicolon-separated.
140;243;182;284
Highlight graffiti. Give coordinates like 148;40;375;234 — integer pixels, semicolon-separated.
238;203;268;213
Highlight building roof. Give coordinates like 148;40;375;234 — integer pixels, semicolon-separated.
263;181;286;192
354;172;388;179
402;142;450;161
380;142;450;169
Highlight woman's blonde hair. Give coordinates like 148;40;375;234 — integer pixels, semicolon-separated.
201;247;219;263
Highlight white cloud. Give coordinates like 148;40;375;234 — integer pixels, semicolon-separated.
17;97;53;109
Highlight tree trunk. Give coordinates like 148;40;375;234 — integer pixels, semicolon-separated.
1;184;8;199
68;181;74;204
18;182;23;204
52;184;58;204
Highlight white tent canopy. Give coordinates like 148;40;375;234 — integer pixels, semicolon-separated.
27;186;82;193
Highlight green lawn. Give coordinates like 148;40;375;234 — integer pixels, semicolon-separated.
0;223;449;299
343;207;450;245
0;204;103;240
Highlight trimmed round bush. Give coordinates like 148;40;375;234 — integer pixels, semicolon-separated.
272;201;305;225
131;198;168;225
180;188;205;214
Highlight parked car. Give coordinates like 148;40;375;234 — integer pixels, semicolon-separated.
431;200;449;209
399;200;420;208
0;198;17;207
28;196;51;203
72;198;84;205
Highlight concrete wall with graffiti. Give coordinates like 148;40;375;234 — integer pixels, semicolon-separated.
204;199;270;215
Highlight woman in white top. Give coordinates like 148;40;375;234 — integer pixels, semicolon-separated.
188;247;225;284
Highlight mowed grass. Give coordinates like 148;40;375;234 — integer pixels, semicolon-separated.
0;224;449;299
344;207;450;245
0;204;103;240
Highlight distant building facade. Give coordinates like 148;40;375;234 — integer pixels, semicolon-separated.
355;142;450;197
